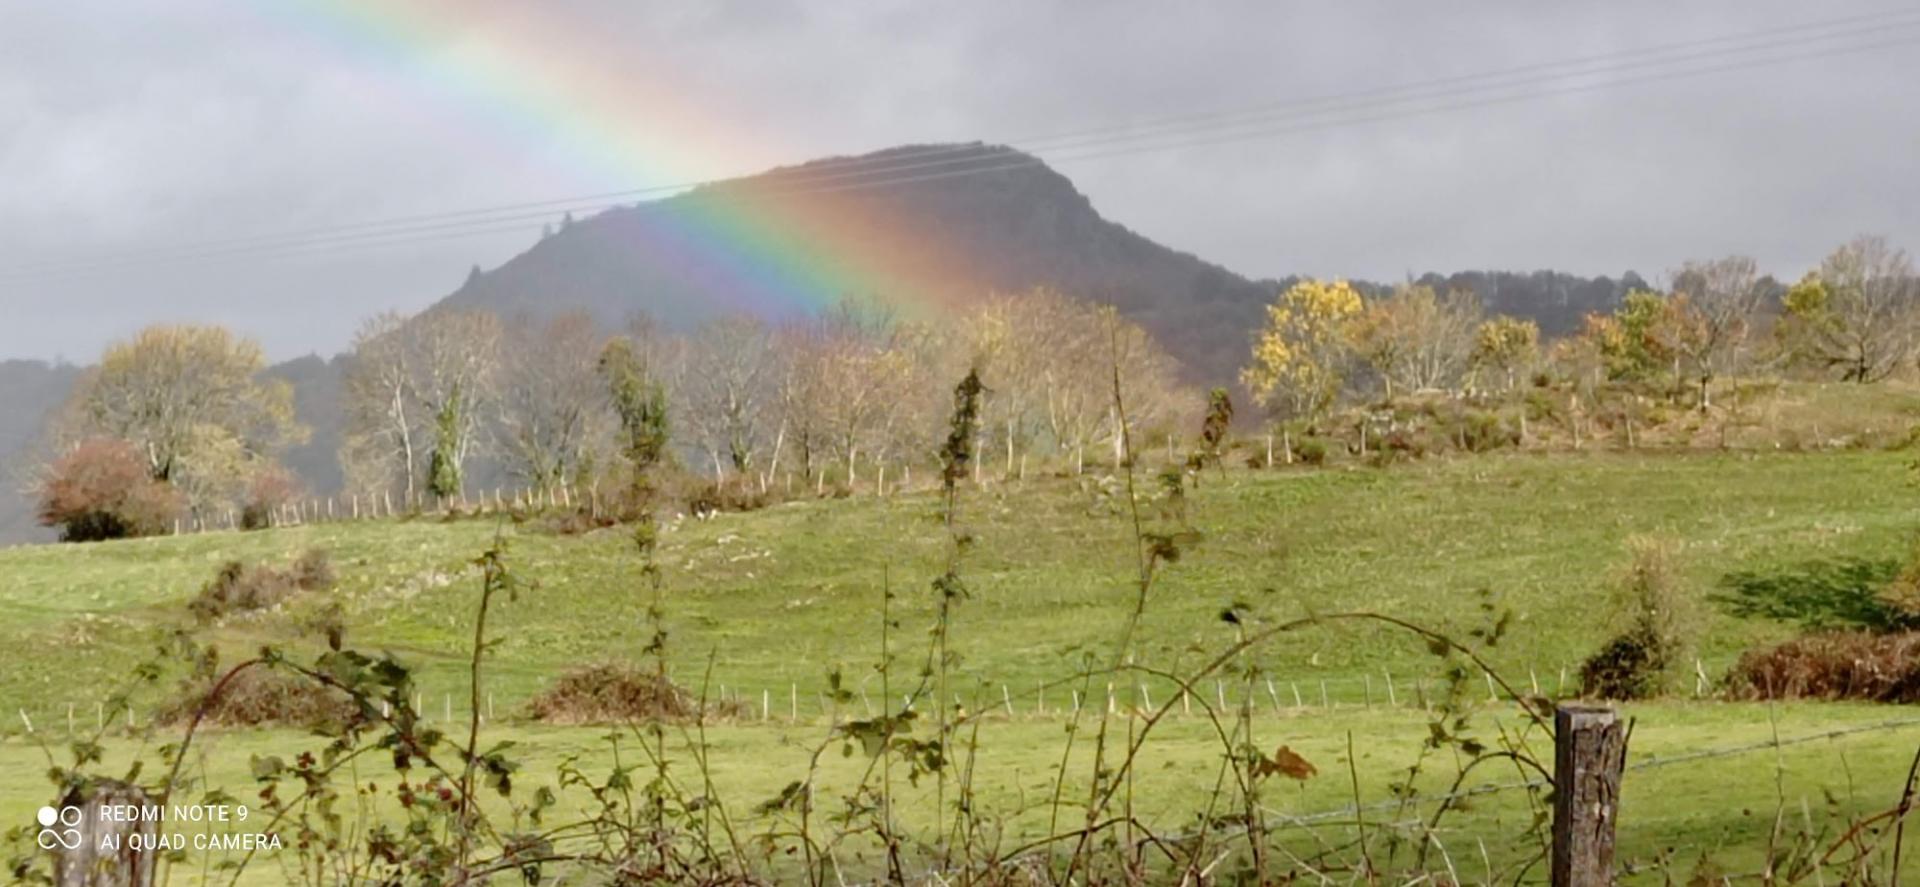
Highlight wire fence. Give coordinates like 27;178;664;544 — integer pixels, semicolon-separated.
3;657;1763;739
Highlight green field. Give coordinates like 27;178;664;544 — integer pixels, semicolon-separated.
3;448;1919;881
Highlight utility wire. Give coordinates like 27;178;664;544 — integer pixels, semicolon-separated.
38;5;1920;259
5;9;1918;281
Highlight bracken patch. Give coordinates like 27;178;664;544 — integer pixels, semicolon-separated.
1724;631;1920;702
528;662;745;724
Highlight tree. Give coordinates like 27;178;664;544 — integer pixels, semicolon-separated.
1195;388;1233;474
61;325;302;514
1779;236;1919;383
414;311;501;502
1241;279;1363;423
769;322;833;484
497;313;606;490
1582;289;1685;385
963;291;1182;472
962;293;1058;475
599;334;670;476
340;313;421;502
1471;315;1540;391
673;315;775;480
1344;284;1482;399
37;438;184;541
1668;256;1766;408
340;310;500;506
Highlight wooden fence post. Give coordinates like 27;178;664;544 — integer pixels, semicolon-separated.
49;779;156;886
1552;703;1626;887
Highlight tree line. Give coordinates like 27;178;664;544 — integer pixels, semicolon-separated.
34;289;1187;539
1243;235;1919;425
32;234;1917;541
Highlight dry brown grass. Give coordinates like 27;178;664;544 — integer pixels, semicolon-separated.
528;662;744;724
187;549;334;621
155;667;359;728
1725;631;1920;702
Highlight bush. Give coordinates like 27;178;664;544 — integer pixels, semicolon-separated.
1875;542;1920;624
1380;428;1431;460
1441;408;1518;453
1580;538;1698;699
677;479;773;515
36;439;183;542
241;466;304;530
1725;631;1920;702
528;662;744;724
156;667;358;728
1295;438;1329;466
188;550;335;622
522;506;620;536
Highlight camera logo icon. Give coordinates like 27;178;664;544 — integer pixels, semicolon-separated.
36;806;82;851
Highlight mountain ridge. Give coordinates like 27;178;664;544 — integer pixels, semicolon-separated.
436;143;1644;385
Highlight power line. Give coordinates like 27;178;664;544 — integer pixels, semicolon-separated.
59;5;1920;258
5;9;1917;281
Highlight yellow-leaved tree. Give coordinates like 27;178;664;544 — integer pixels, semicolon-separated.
1240;279;1362;424
60;324;305;515
1471;315;1541;392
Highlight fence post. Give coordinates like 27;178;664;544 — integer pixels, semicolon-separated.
1552;703;1625;887
50;779;157;886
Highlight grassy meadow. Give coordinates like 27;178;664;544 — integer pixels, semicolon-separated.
3;439;1920;881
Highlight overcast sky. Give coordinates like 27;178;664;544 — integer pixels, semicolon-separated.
2;1;1916;363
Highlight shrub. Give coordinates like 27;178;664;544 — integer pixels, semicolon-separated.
289;548;336;589
522;507;619;536
156;667;358;728
1380;428;1431;459
188;550;335;622
1441;408;1518;453
1580;538;1698;699
1875;541;1920;624
36;438;182;542
680;480;772;515
241;465;304;530
528;662;743;724
1724;631;1920;702
1295;437;1329;465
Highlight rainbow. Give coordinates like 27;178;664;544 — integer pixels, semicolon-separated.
266;0;997;321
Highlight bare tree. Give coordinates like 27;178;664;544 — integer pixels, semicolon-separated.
339;309;501;505
496;312;607;490
414;311;501;501
1781;235;1920;383
673;315;775;481
1346;284;1482;399
1669;255;1766;408
965;291;1183;471
769;322;832;484
964;291;1069;474
340;312;420;502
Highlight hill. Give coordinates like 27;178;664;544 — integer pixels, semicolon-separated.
438;143;1647;384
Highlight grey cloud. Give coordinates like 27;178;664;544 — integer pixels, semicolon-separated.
1;0;1915;361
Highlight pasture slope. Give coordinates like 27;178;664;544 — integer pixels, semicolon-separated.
2;448;1918;881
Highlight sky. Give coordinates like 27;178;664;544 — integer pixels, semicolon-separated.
1;0;1916;363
